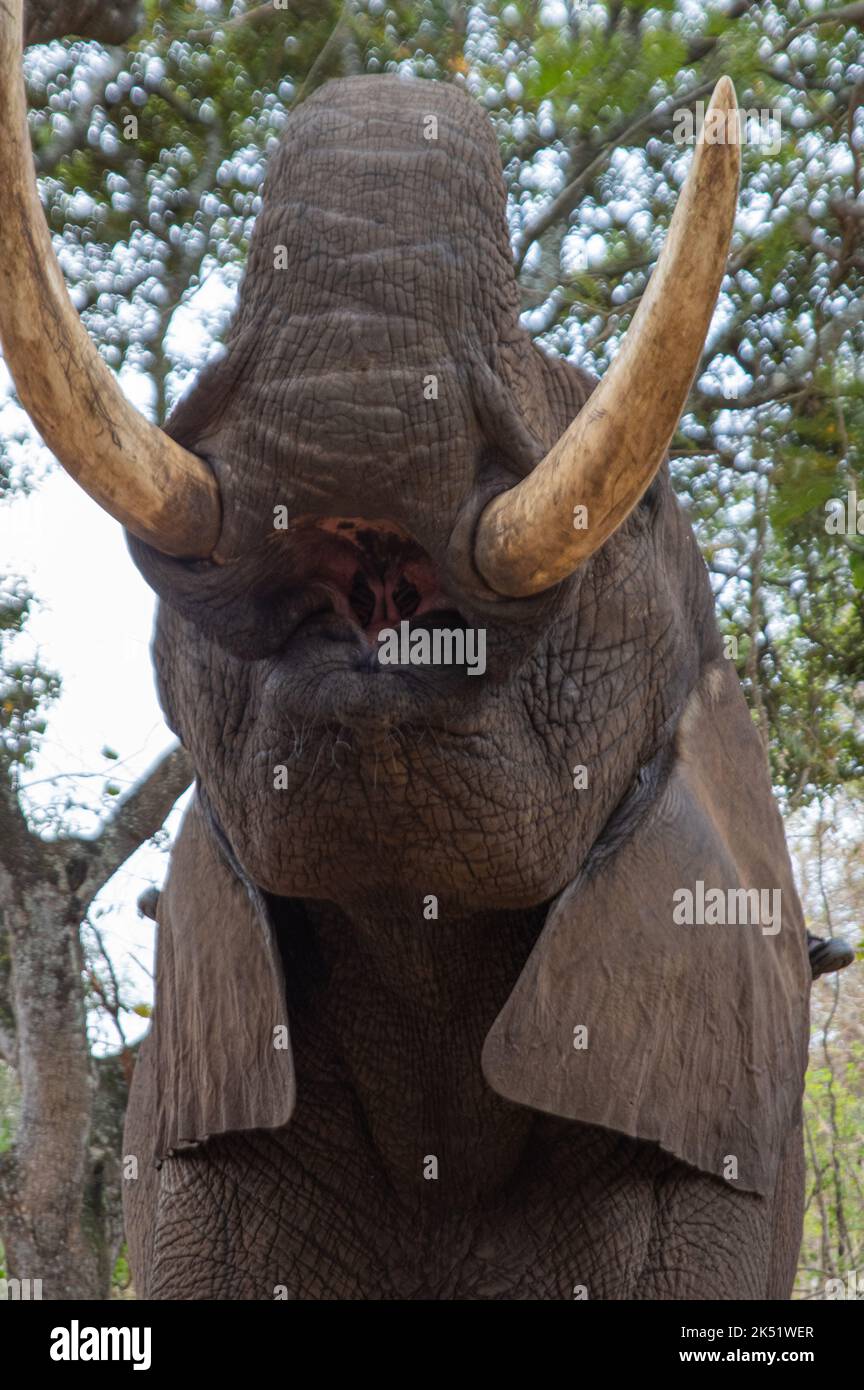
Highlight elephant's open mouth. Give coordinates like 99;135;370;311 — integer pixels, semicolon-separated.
284;515;470;657
264;515;484;725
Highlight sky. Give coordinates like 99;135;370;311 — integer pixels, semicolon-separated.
0;463;187;1048
0;257;237;1050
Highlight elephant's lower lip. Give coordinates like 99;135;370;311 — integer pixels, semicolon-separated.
294;610;370;648
265;623;481;729
288;610;393;659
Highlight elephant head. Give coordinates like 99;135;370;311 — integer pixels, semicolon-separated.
0;0;808;1204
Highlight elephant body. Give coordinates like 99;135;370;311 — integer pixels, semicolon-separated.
125;1111;804;1303
124;894;805;1300
94;76;806;1299
0;0;815;1301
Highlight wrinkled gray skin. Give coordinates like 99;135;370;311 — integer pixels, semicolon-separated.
123;77;807;1299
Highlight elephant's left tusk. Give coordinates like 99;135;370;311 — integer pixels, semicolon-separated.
474;77;741;598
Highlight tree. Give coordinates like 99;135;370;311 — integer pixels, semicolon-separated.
790;800;864;1296
0;579;191;1296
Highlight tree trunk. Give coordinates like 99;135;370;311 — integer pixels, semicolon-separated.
0;746;192;1297
0;883;106;1297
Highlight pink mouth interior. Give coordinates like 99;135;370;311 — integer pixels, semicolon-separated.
289;516;452;643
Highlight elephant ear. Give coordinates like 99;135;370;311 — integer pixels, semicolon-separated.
482;659;810;1197
151;797;295;1157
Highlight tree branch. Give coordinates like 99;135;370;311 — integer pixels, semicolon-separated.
0;769;44;884
296;2;355;103
59;743;193;904
692;299;864;412
785;3;864;43
685;0;757;63
187;0;327;45
24;0;142;47
514;80;717;273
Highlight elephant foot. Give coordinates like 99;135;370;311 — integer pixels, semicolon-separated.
807;932;855;980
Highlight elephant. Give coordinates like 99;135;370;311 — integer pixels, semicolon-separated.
0;0;839;1298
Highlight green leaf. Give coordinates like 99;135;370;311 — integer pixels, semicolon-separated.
770;460;840;530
